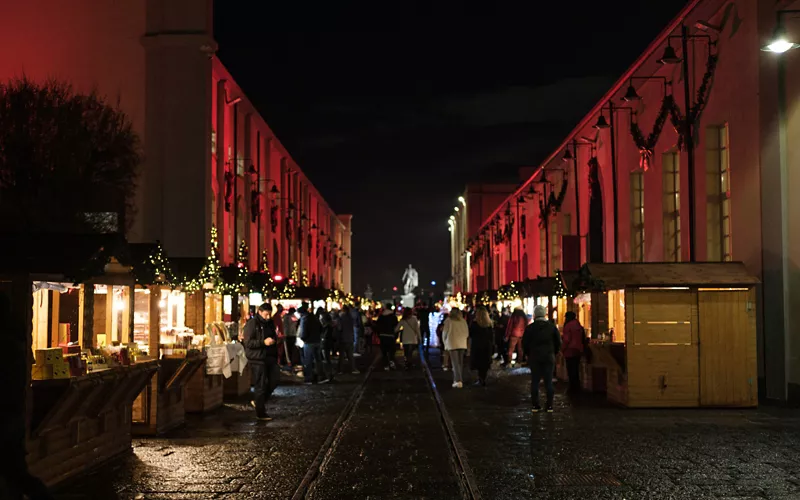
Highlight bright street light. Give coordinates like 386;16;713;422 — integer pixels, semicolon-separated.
454;206;459;212
458;196;466;206
764;38;798;53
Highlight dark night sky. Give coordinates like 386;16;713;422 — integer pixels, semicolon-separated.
213;1;688;296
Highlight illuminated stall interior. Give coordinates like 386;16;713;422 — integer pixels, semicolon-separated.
93;284;131;347
31;282;83;350
134;287;193;355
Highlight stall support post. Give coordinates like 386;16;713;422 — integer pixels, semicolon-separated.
149;288;160;358
82;286;95;349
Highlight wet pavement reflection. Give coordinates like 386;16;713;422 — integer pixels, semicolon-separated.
55;349;800;499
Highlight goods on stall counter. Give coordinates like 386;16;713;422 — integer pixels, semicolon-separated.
32;348;71;380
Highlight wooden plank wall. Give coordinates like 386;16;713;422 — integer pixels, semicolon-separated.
698;289;758;406
626;289;699;407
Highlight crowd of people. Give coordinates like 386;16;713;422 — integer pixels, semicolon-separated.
242;300;587;420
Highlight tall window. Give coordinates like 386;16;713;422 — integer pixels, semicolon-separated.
706;124;732;261
550;219;560;274
630;171;645;262
662;151;681;262
236;199;245;252
539;227;547;276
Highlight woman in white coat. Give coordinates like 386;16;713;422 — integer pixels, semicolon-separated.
395;308;421;369
442;308;469;388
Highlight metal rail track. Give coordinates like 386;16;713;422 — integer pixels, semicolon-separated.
291;357;377;500
420;351;483;500
293;348;481;500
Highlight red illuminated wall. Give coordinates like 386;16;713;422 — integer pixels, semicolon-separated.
0;0;350;291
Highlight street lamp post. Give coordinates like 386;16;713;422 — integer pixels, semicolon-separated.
593;104;634;263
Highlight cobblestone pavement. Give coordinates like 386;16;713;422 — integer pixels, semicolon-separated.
55;349;800;500
428;351;800;500
55;366;371;500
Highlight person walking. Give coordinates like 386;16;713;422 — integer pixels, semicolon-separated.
469;306;494;386
243;303;280;421
522;305;562;413
351;303;364;355
375;304;399;370
561;311;585;393
395;308;421;369
419;306;432;356
298;303;328;385
494;308;509;364
338;305;359;374
282;307;299;369
505;308;528;366
443;308;469;388
437;313;450;370
318;307;337;382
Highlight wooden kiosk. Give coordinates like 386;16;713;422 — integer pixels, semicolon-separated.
564;263;759;408
1;235;158;487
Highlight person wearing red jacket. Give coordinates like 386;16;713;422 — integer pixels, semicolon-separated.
561;311;585;393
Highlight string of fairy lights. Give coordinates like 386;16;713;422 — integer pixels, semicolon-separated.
138;225;363;303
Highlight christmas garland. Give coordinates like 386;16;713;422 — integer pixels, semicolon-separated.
250;189;260;223
670;52;719;151
224;171;234;212
270;205;279;232
552;174;569;212
630;94;675;171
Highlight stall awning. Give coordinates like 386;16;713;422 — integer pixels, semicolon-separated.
573;262;760;290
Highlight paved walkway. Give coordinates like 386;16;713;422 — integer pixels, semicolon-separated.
55;349;800;499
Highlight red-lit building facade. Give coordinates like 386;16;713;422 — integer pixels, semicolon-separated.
461;0;800;403
0;0;352;292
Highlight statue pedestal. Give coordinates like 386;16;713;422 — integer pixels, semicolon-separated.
401;293;415;308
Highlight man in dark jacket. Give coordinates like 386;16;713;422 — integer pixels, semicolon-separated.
243;303;279;421
375;303;399;370
522;305;562;413
298;302;327;384
338;306;358;374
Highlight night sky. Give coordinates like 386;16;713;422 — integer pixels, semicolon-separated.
213;1;688;297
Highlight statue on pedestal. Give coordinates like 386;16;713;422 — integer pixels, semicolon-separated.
402;264;419;296
401;265;418;308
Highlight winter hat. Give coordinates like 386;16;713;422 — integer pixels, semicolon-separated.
533;305;547;319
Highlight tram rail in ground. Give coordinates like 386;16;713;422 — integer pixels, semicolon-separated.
292;348;481;500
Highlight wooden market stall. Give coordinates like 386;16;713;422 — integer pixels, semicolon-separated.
564;263;759;408
1;234;158;487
